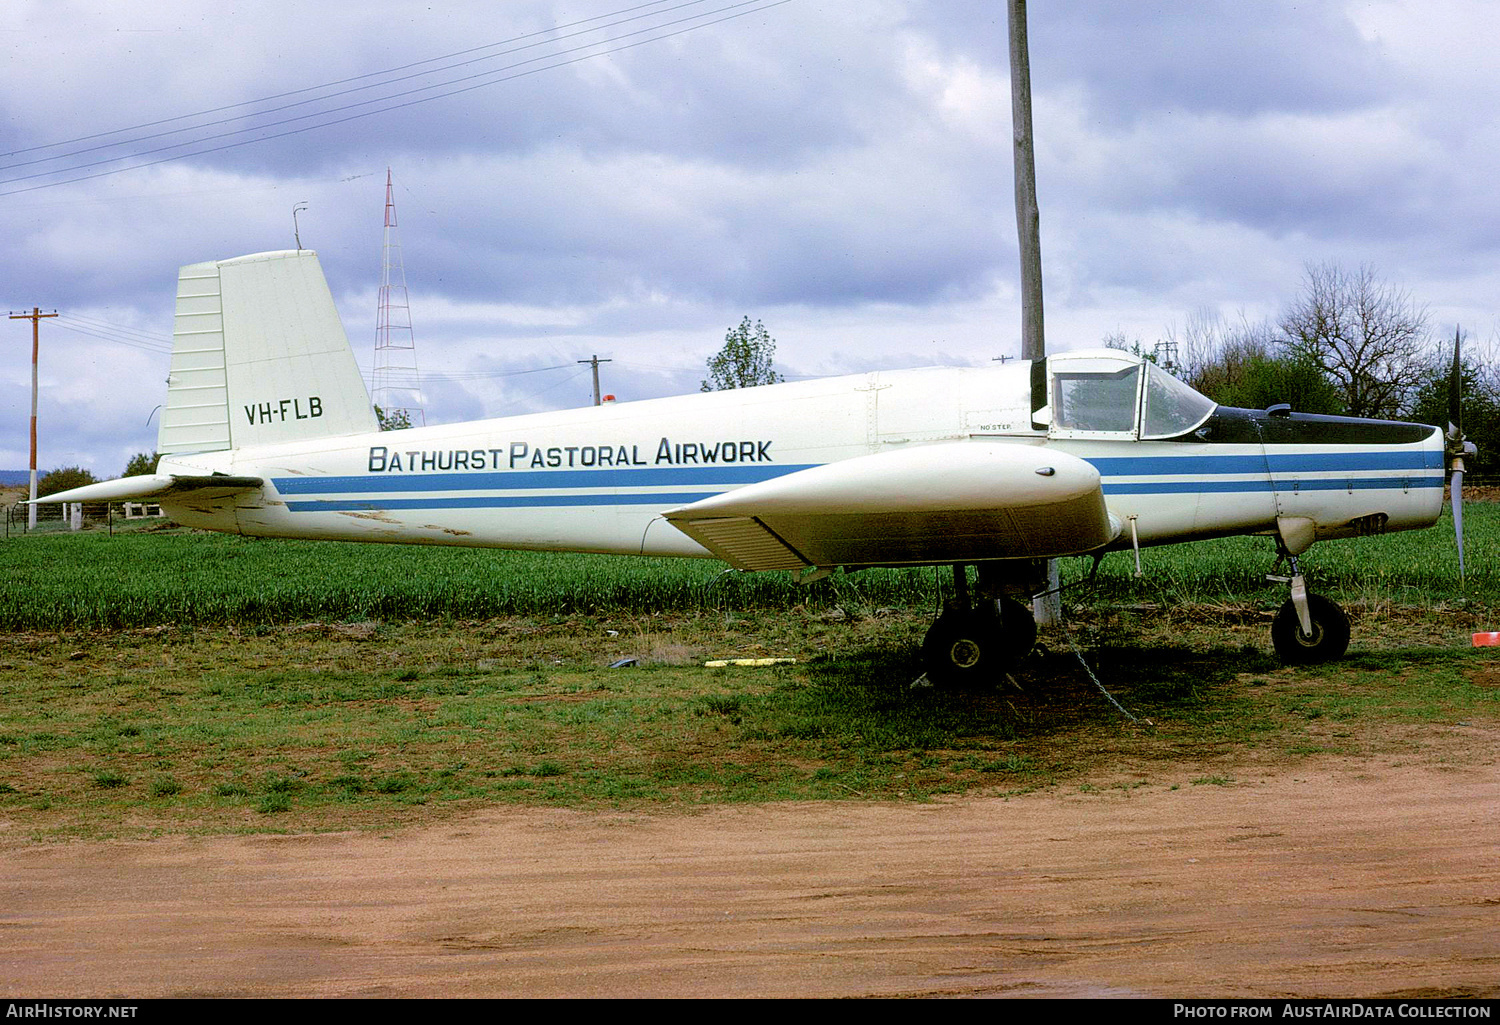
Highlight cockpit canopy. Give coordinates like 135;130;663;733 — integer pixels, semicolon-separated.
1045;349;1217;440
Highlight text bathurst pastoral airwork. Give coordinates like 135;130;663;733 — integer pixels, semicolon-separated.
367;438;776;473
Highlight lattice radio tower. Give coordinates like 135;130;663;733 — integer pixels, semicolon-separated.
372;167;425;427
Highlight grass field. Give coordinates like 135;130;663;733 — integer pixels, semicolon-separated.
0;504;1494;629
0;504;1495;841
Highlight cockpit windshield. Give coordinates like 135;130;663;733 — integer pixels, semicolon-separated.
1047;352;1217;439
1140;362;1216;438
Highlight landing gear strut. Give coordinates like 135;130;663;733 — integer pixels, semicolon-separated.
1267;552;1350;664
921;564;1038;687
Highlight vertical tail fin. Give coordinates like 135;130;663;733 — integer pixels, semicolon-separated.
159;250;377;455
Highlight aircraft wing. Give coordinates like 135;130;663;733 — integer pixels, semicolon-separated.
662;442;1119;571
25;473;264;504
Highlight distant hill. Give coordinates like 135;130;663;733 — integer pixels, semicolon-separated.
0;470;29;488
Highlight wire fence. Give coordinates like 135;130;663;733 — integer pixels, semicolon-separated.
3;500;165;540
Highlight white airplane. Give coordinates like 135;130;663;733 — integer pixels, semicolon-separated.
36;249;1471;684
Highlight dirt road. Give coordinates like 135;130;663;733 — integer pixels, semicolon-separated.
3;742;1497;1000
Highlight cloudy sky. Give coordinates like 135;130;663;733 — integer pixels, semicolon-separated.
2;0;1496;477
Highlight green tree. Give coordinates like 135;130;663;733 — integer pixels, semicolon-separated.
37;466;98;497
701;317;784;391
374;405;412;431
122;451;160;477
1407;335;1499;473
1137;312;1344;414
1225;352;1344;414
1189;334;1342;413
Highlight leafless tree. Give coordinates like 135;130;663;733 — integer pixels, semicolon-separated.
1472;329;1500;401
1162;308;1278;398
1279;262;1430;419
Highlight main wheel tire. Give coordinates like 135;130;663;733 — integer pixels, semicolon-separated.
922;609;996;687
1270;594;1350;664
997;597;1038;665
922;600;1036;687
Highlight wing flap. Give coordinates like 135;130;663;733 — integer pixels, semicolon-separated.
664;442;1117;571
678;516;810;572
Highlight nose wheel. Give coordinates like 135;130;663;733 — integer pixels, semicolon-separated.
1267;551;1350;664
1270;593;1349;664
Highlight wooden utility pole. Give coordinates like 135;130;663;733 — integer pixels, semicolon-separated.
1009;0;1044;362
10;307;57;529
1007;1;1061;625
577;354;612;406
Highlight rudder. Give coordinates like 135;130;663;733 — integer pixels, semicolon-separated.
159;250;377;455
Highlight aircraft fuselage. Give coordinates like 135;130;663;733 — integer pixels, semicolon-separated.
157;361;1446;566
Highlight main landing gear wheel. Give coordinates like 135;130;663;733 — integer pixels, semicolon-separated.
1270;594;1350;665
921;598;1037;687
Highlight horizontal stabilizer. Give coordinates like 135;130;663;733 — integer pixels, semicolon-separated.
664;442;1118;571
27;473;263;504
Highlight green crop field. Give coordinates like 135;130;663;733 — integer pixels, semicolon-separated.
1;504;1495;839
0;504;1493;629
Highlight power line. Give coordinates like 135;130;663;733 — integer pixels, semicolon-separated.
614;359;703;373
362;362;578;386
52;314;172;353
59;311;170;344
0;0;794;197
490;366;594;414
0;0;721;173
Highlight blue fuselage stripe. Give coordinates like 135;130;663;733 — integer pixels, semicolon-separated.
272;464;819;494
1088;451;1443;475
284;492;726;512
270;450;1441;511
1101;476;1444;496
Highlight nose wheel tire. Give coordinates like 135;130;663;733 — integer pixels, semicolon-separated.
921;599;1037;687
1270;594;1350;664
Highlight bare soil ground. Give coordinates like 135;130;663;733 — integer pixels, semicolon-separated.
2;739;1497;999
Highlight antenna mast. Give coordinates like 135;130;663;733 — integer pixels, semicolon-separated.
372;168;425;428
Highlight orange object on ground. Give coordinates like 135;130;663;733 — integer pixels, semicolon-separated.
1474;632;1500;646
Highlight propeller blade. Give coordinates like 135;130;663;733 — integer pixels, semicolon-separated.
1447;327;1463;438
1452;467;1466;584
